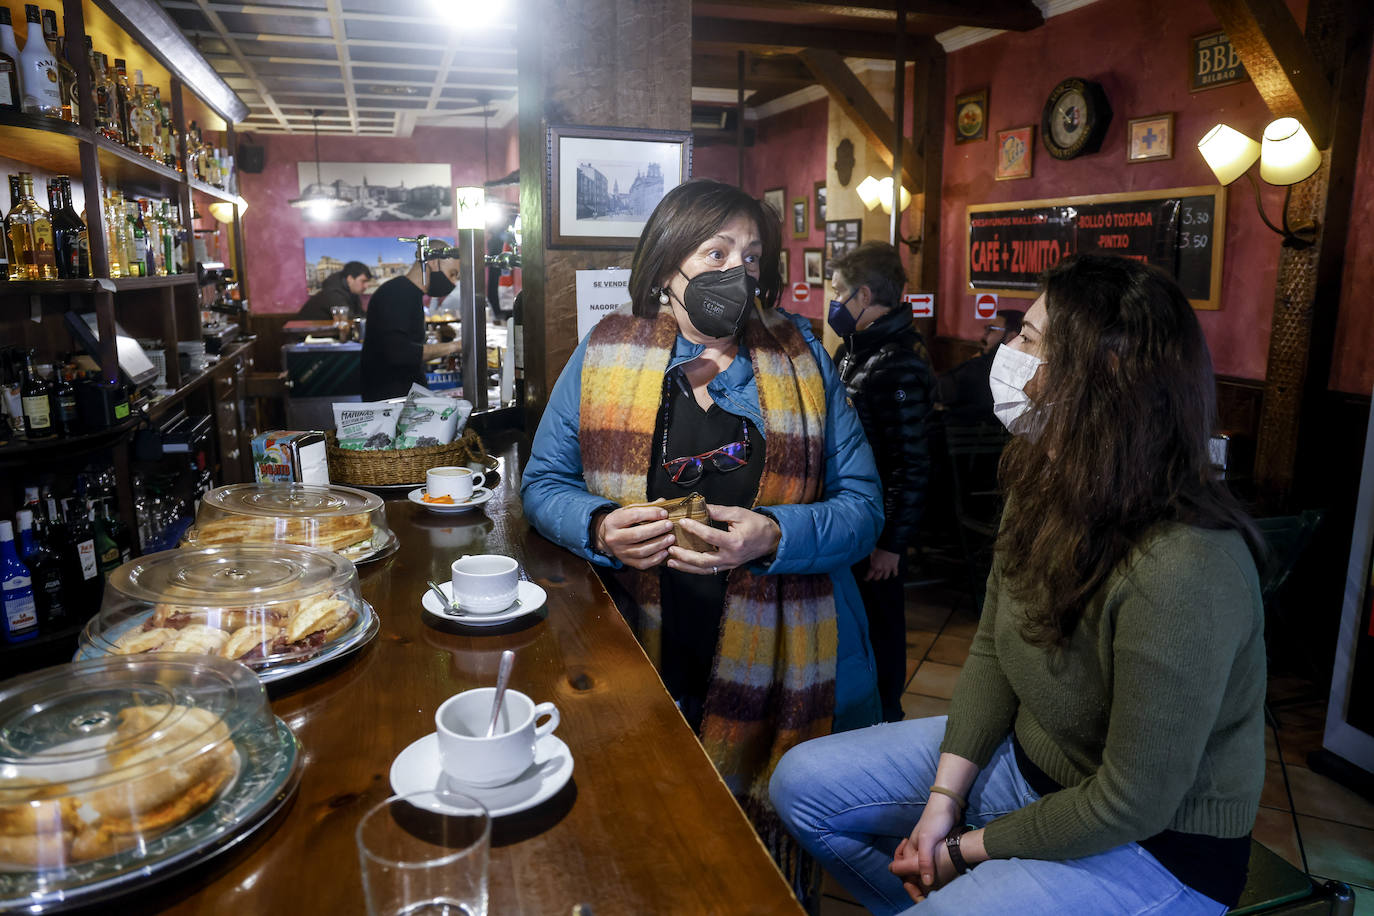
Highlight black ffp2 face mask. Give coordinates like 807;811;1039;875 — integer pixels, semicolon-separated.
673;265;756;339
426;268;456;299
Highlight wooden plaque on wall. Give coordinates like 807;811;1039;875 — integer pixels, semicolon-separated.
965;185;1227;310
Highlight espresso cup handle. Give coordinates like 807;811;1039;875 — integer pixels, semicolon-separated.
470;471;485;490
533;702;559;738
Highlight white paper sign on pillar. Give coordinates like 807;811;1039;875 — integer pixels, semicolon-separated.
575;269;632;341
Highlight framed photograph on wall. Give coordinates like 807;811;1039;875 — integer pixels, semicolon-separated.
791;197;809;239
823;218;862;278
995;126;1034;180
547;124;692;249
814;181;827;229
803;248;824;286
953;88;988;144
763;187;786;225
1127;113;1175;162
778;249;789;284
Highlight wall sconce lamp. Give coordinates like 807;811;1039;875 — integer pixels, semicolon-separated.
855;175;912;214
1197;117;1321;249
207;197;249;224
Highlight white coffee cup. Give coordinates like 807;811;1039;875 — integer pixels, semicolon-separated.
427;466;485;502
450;554;519;613
436;688;559;787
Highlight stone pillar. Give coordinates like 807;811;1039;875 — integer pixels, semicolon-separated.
517;0;692;423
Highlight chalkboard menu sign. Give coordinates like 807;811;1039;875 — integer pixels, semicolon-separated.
965;185;1227;309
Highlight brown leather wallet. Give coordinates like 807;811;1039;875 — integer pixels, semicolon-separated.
623;492;715;553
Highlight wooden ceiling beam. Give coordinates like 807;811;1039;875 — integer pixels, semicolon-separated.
694;17;904;58
797;48;922;191
1207;0;1332;147
717;0;1044;32
693;53;813;89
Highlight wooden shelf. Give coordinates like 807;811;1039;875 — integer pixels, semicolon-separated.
0;110;86;175
94;135;187;197
0;620;86;667
189;179;236;203
112;275;198;291
0;275;197;295
0;413;140;460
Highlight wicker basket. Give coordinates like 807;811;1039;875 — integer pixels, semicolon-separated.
326;428;495;487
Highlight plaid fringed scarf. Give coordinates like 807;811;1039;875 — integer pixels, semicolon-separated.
580;303;837;865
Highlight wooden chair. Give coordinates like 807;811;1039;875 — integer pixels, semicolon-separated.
943;422;1010;610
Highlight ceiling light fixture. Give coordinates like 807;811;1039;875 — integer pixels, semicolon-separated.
1197;117;1321;248
287;109;348;219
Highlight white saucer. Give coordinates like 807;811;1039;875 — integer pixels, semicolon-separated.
390;732;573;818
422;579;547;626
408;487;494;514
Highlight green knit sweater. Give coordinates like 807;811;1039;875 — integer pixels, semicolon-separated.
940;523;1266;861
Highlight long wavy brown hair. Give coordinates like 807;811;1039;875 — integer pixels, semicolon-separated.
998;254;1262;647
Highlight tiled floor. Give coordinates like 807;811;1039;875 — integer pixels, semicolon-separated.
816;582;1374;915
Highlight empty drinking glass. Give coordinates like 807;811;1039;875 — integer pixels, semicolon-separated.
356;789;491;916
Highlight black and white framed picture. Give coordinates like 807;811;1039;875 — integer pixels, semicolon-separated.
547;124;692;249
803;248;824;286
824;218;863;278
778;249;789;284
814;181;827;229
295;162;453;221
791;196;808;239
763;187;786;226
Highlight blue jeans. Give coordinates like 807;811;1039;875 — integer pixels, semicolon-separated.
769;716;1229;916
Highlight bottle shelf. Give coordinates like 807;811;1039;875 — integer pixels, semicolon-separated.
0;620;87;666
0;275;198;295
188;179;236;204
0;110;86;175
111;275;198;291
93;135;187;196
0;413;141;460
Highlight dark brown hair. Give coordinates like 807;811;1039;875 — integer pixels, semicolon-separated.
628;179;781;318
829;241;907;309
998;254;1261;646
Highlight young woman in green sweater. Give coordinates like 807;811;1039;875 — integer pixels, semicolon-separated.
770;254;1266;914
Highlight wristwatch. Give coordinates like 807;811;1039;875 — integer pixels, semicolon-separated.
945;826;972;876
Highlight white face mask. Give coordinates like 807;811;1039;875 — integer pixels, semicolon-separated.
989;343;1045;437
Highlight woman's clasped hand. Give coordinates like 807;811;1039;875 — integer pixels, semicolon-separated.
593;503;782;574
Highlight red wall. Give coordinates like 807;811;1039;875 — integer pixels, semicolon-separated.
696;99;830;318
937;0;1313;381
239;125;516;314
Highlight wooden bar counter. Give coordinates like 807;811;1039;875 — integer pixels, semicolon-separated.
136;431;804;916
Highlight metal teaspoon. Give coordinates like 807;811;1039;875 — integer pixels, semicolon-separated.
486;649;515;737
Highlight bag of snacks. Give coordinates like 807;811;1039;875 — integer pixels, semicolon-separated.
393;384;472;449
332;402;401;450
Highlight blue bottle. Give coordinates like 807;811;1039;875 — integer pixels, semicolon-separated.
1;520;39;642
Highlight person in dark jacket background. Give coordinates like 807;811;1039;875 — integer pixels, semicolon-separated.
298;260;372;320
829;241;934;722
936;308;1022;426
360;254;461;401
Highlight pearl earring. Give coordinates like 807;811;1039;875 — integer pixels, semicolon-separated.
659;289;670;305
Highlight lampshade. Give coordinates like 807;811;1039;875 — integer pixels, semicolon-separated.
856;175;883;210
455;187;486;230
877;177;912;214
1260;117;1320;186
1197;124;1261;186
207;196;249;224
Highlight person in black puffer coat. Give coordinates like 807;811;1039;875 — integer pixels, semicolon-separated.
828;242;934;722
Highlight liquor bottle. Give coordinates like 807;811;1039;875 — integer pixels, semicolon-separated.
128;196;148;276
39;8;75;122
18;4;59;116
20;348;52;439
6;172;58;280
17;509;67;630
0;520;39;642
103;192;124;278
46;177;76;279
112;57;131;145
91;52;120;141
128;72;155;157
1;174;17;279
143;199;165;276
0;348;22;437
61;498;99;607
93;502;119;580
58;177;87;277
52;362;77;435
0;8;21;113
161;200;181;273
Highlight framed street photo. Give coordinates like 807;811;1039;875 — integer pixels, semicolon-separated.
803;248;824;286
547;123;692;249
791;196;808;239
1127;113;1174;162
995;126;1034;180
778;249;789;284
954;88;988;144
763;187;786;226
813;181;827;229
823;218;862;278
